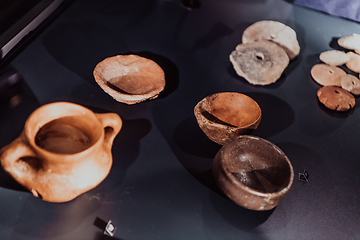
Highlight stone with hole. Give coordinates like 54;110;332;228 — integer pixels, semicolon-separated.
310;64;345;86
317;86;355;111
230;40;289;85
340;74;360;95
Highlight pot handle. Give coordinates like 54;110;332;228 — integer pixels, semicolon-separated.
0;132;38;188
95;113;122;149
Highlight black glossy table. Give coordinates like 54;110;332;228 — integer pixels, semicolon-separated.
1;0;360;239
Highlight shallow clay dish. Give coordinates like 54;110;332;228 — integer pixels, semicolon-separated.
317;86;355;111
213;135;294;211
230;40;289;85
310;64;345;86
93;54;165;104
194;92;261;145
242;20;300;60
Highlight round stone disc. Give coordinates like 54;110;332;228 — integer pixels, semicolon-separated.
346;52;360;73
310;64;345;86
319;50;349;66
229;40;289;85
317;86;355;111
340;74;360;95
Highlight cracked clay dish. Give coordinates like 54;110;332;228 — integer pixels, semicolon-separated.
213;135;294;211
194;92;261;145
0;102;122;202
93;54;165;104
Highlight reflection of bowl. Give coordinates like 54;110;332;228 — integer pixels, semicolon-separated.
93;54;165;104
213;135;294;211
194;92;261;145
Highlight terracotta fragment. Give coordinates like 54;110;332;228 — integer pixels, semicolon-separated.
319;50;350;66
242;20;300;60
338;33;360;52
317;86;355;111
194;92;261;145
93;54;165;104
229;40;289;85
346;52;360;73
310;64;345;86
212;135;294;211
340;74;360;95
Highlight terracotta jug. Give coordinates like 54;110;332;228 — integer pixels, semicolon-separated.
0;102;122;202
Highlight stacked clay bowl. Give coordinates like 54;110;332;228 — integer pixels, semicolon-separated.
194;92;261;145
212;135;294;211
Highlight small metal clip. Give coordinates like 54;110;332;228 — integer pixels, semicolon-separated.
298;169;309;182
104;220;116;237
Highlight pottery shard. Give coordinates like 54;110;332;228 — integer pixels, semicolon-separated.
93;54;165;105
317;86;355;111
338;33;360;52
310;64;345;86
319;50;350;66
242;20;300;60
340;74;360;95
346;52;360;73
229;40;289;85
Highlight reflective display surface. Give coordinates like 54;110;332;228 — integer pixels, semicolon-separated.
1;0;360;239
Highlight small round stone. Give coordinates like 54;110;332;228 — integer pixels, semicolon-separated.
319;50;350;66
310;64;345;86
340;74;360;95
338;33;360;51
317;86;355;111
346;52;360;73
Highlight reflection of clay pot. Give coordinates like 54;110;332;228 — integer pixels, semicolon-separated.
213;135;294;211
93;54;165;104
194;92;261;145
0;102;122;202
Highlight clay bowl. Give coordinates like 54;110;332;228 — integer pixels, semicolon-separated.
194;92;261;145
93;54;165;104
213;135;294;211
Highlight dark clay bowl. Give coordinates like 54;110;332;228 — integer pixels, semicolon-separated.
213;135;294;211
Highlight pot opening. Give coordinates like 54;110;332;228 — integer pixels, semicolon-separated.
35;115;99;154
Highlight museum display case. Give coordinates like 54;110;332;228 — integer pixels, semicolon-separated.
0;0;359;239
